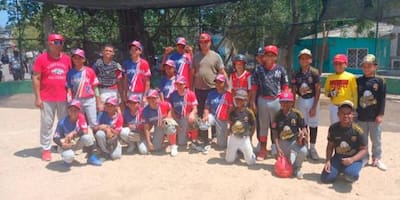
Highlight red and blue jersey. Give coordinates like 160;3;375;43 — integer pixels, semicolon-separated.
229;71;252;94
123;107;144;131
169;52;192;88
168;89;198;118
158;76;176;100
122;58;151;93
54;113;88;140
205;89;233;121
66;66;99;98
142;101;171;127
97;111;123;133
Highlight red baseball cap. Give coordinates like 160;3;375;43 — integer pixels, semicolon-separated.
279;90;294;102
264;45;278;56
146;89;159;98
175;76;187;85
176;37;187;46
68;99;81;110
199;33;211;42
71;48;86;59
333;54;348;64
214;74;226;82
129;40;143;51
48;34;65;42
164;59;175;68
105;96;118;106
127;94;141;103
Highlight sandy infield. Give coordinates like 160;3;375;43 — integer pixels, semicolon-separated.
0;94;399;200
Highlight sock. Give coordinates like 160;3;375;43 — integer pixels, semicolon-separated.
310;143;316;149
309;127;318;144
190;130;198;141
168;134;177;145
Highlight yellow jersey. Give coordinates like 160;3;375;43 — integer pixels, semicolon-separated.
324;71;358;108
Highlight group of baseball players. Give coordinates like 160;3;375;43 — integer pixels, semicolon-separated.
32;32;387;183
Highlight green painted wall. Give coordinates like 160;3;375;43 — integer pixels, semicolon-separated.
293;37;391;74
0;80;32;96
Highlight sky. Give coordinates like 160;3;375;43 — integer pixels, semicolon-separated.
0;11;8;27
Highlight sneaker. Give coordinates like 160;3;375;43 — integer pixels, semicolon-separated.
271;144;277;157
170;145;178;157
202;145;211;155
87;154;102;166
309;147;320;160
41;150;51;161
191;141;203;152
295;169;304;179
257;147;267;161
126;144;136;154
373;159;388;171
344;175;357;183
63;161;72;168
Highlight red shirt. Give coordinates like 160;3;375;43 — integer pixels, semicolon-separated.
230;71;252;95
33;52;72;102
122;58;151;93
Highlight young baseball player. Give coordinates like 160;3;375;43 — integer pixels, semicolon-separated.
321;100;367;183
53;100;102;167
94;96;124;160
162;37;192;88
92;44;123;111
202;74;233;152
324;54;358;124
228;54;251;96
122;40;151;103
120;94;148;155
66;49;101;128
142;89;178;156
250;45;289;160
356;54;387;170
272;90;308;179
168;76;200;149
226;89;256;165
159;59;177;101
291;49;321;160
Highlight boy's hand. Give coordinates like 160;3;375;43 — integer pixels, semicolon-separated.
324;161;331;173
342;157;354;166
376;115;384;124
309;106;317;117
164;46;174;55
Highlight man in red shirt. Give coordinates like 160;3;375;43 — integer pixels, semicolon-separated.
32;33;72;161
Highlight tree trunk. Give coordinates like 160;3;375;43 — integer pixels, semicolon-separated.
42;3;55;47
285;0;300;75
319;23;329;73
117;9;155;64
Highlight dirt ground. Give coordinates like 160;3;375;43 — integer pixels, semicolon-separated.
0;94;399;200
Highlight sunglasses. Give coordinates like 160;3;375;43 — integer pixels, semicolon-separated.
51;40;64;46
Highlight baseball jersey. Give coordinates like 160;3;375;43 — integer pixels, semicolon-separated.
205;89;233;121
142;101;171;127
328;122;367;158
229;108;256;137
122;58;151;93
356;76;386;121
92;59;122;89
168;89;198;118
66;66;99;99
193;50;224;90
251;64;289;97
169;52;192;88
123;107;144;131
32;52;71;102
271;108;306;141
53;113;88;146
97;111;123;133
229;71;252;93
291;67;320;99
324;71;358;108
158;76;176;100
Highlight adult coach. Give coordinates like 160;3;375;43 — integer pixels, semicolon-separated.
32;33;71;161
162;37;192;88
250;45;289;160
92;44;123;111
291;49;321;160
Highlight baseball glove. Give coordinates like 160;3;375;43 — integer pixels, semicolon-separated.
127;131;141;142
162;118;179;135
106;135;119;152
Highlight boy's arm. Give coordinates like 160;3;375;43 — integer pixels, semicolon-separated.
351;76;358;108
324;76;331;97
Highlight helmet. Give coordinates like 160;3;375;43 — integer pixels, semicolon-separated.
232;54;247;64
256;47;264;55
162;118;179;135
274;155;293;178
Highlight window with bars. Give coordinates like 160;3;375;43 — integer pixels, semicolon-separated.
347;48;368;68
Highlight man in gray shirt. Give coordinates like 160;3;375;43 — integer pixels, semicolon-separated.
191;32;228;144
